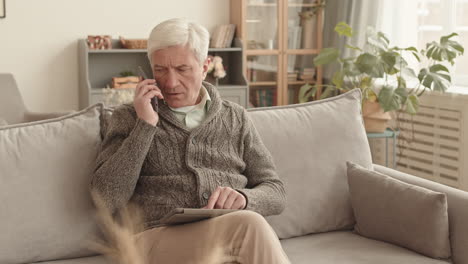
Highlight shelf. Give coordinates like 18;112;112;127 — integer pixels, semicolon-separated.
287;80;315;85
208;47;242;52
288;3;321;7
366;128;400;139
89;47;242;53
80;38;249;108
247;3;277;7
247;2;320;7
286;49;320;55
90;88;135;94
217;84;249;89
89;49;146;53
249;81;277;86
245;49;280;55
87;38;244;54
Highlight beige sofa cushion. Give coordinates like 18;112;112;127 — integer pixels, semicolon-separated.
347;162;451;259
0;104;103;264
281;231;450;264
248;89;373;239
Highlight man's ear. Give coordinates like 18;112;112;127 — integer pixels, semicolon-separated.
201;57;211;80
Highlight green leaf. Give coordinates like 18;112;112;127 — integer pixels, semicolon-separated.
366;27;390;51
332;71;344;88
425;33;464;65
319;87;335;100
298;83;315;103
342;58;361;77
394;53;409;70
404;47;421;62
401;67;417;79
395;85;408;105
381;51;398;74
418;64;451;92
405;47;418;52
360;76;373;89
335;22;353;37
345;44;362;52
356;53;384;78
362;87;377;102
314;48;340;66
378;85;403;112
405;94;419;115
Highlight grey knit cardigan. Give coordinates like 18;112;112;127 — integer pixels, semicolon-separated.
90;82;286;227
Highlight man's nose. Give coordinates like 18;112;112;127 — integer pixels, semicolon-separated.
164;69;179;89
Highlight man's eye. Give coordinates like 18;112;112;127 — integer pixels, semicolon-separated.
178;67;190;72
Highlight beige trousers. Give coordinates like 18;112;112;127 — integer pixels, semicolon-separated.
135;210;291;264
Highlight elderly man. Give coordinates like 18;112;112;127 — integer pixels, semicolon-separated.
90;18;290;263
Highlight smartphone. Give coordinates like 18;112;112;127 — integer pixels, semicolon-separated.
138;66;158;112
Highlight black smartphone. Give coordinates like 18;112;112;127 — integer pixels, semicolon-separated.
138;66;158;112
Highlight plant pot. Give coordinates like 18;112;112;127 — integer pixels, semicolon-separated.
362;101;392;133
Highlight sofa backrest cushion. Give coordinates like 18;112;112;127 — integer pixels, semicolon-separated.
0;104;103;264
248;89;373;239
347;161;451;259
0;73;27;124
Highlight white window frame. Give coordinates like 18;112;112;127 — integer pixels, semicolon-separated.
380;0;468;89
416;0;468;86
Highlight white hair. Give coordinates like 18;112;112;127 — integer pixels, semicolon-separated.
147;18;210;65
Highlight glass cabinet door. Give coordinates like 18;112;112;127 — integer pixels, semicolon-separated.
246;0;280;50
286;54;317;104
247;55;279;107
286;0;321;50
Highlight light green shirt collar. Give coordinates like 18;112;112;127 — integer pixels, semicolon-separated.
168;86;212;129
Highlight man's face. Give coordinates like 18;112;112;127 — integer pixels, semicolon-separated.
151;45;209;108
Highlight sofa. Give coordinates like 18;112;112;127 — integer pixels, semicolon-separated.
1;73;468;264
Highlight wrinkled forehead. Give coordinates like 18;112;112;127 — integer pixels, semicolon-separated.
150;44;201;67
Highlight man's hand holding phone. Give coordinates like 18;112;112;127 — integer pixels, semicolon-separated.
134;79;164;127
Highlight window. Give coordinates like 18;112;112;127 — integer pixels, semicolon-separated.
417;0;468;86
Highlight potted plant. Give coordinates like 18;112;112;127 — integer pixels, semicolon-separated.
299;22;464;132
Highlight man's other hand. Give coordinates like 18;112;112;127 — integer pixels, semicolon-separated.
202;186;246;210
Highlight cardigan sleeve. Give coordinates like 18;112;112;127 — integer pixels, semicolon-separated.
89;105;158;213
236;110;286;216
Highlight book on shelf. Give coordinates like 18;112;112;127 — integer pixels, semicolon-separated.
288;71;299;82
210;24;236;48
298;67;316;81
252;88;275;107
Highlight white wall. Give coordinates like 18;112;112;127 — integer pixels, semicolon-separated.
0;0;229;111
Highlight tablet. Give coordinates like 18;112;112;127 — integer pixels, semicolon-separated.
155;208;239;226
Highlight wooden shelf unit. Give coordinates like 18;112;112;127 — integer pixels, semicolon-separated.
230;0;324;107
78;38;249;109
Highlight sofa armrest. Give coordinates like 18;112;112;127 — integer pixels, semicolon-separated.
24;110;75;122
374;164;468;264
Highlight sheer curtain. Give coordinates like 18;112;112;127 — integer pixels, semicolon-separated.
322;0;384;80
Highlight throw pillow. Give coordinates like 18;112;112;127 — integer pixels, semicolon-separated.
347;161;451;259
248;89;373;239
0;104;103;264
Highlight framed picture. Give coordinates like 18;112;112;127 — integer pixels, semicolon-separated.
0;0;5;18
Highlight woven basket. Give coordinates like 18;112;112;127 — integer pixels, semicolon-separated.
119;36;147;49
